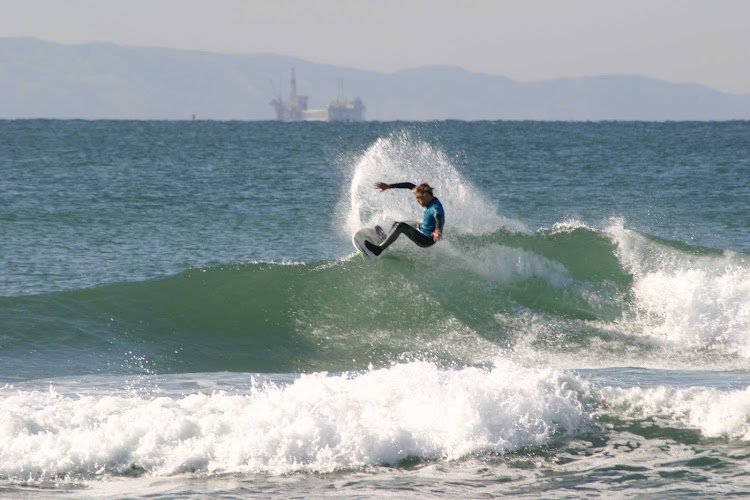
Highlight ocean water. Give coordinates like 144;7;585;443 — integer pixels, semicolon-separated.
1;119;750;498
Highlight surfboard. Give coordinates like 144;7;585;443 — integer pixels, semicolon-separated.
352;226;386;263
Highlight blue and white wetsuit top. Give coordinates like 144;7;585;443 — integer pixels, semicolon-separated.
419;197;445;237
388;182;445;237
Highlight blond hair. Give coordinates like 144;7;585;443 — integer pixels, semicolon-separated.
412;183;433;197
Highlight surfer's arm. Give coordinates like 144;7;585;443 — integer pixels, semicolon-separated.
435;213;444;232
431;213;444;242
374;182;416;191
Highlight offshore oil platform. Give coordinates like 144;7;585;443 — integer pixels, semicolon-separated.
270;67;365;122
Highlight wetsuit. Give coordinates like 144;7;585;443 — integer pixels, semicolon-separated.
366;182;445;256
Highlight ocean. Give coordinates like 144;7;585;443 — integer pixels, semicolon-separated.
1;119;749;498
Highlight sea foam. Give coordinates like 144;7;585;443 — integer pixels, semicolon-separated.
607;222;750;357
600;384;750;441
0;359;588;479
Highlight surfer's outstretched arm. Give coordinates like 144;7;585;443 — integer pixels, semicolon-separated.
374;182;416;191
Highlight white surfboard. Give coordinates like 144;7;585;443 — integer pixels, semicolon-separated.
352;226;385;263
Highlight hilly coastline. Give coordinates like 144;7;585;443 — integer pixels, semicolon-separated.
2;38;749;121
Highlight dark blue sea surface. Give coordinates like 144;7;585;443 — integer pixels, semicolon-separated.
1;120;749;498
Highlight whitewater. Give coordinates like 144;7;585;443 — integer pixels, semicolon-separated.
1;120;749;498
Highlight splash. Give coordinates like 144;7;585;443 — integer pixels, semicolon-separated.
340;131;525;237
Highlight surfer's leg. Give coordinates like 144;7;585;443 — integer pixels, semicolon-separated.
399;223;434;248
365;222;433;255
377;222;408;251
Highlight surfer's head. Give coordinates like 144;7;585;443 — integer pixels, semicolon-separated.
412;183;434;206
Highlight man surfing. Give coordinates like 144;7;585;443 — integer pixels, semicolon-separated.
364;182;445;256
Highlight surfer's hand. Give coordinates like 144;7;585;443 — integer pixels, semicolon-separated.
432;229;442;242
374;182;390;191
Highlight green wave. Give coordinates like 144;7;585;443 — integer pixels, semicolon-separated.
0;226;637;379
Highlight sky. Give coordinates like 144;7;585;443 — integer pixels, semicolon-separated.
2;0;749;95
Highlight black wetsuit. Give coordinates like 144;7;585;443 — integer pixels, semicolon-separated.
366;183;445;256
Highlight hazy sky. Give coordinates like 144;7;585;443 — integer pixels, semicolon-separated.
3;0;749;94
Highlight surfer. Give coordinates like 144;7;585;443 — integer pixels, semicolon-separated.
364;182;445;256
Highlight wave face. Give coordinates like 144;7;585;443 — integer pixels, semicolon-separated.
3;219;748;381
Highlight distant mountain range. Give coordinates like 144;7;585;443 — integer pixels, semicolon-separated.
2;38;749;121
